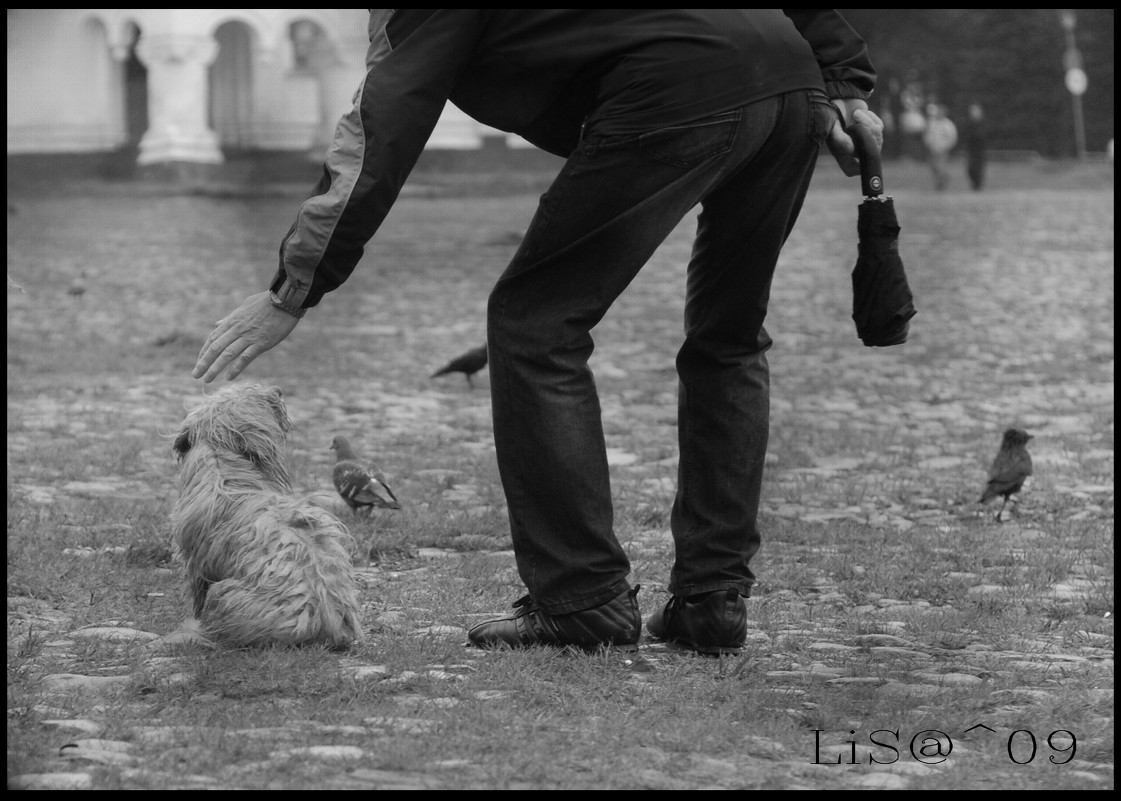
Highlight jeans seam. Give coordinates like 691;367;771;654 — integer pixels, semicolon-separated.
489;292;537;592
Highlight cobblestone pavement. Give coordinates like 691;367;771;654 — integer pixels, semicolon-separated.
7;177;1113;789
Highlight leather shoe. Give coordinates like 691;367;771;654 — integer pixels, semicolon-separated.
468;585;641;652
647;588;747;655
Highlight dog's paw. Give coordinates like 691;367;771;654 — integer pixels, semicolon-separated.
148;619;216;652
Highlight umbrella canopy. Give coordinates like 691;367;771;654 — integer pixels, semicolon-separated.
849;123;916;347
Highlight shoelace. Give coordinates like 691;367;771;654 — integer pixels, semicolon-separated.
509;594;559;641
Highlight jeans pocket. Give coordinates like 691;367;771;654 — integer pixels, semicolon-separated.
807;91;837;149
636;111;740;169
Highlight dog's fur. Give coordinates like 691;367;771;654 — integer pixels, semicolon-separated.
170;384;362;649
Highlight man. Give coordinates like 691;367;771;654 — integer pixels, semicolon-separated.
962;102;987;191
923;102;958;191
193;10;882;655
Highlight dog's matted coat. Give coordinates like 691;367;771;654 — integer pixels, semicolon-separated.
171;384;362;648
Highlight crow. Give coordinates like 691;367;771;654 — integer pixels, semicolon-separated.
431;343;488;388
979;427;1033;522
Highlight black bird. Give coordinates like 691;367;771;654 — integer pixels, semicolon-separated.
979;428;1033;522
431;343;488;388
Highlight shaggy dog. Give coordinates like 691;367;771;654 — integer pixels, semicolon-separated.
170;384;362;649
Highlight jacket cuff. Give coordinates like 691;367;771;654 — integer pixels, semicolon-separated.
824;82;871;102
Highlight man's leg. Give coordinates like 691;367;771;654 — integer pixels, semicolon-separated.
650;90;835;653
484;111;747;617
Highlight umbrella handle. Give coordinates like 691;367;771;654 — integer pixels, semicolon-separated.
849;122;884;198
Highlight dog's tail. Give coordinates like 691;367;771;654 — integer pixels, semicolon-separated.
201;505;363;649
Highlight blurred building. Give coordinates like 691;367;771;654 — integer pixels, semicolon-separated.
6;9;531;166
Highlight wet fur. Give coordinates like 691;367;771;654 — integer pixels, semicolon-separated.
170;384;361;649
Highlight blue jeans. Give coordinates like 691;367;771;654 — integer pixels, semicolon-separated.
487;90;835;614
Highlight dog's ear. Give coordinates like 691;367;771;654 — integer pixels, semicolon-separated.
173;429;191;459
266;386;292;432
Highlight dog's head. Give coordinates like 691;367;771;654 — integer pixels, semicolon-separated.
173;384;292;471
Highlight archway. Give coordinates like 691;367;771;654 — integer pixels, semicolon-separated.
75;16;119;150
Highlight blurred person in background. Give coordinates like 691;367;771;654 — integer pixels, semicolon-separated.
898;75;927;160
962;102;988;191
923;102;958;191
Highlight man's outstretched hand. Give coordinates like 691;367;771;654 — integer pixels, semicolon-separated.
192;291;300;383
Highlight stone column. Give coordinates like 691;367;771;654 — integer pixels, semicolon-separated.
134;32;222;165
307;31;367;160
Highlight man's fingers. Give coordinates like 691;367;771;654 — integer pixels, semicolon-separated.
196;333;249;383
201;349;240;384
195;349;233;384
200;314;234;351
195;313;254;370
194;335;229;380
195;324;233;377
851;109;884;150
223;360;245;382
224;343;266;381
195;330;272;383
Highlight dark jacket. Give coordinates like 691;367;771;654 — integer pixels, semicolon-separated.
271;9;876;310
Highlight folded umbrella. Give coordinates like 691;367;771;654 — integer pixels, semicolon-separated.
848;122;916;347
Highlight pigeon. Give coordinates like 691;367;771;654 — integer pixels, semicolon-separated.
431;343;488;388
979;427;1033;522
330;435;401;514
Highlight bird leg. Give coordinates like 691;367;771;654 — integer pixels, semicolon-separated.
995;496;1009;523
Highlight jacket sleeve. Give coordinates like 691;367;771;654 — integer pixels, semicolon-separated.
782;10;876;101
270;10;482;311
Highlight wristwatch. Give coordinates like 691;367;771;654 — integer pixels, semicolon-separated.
269;290;307;319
